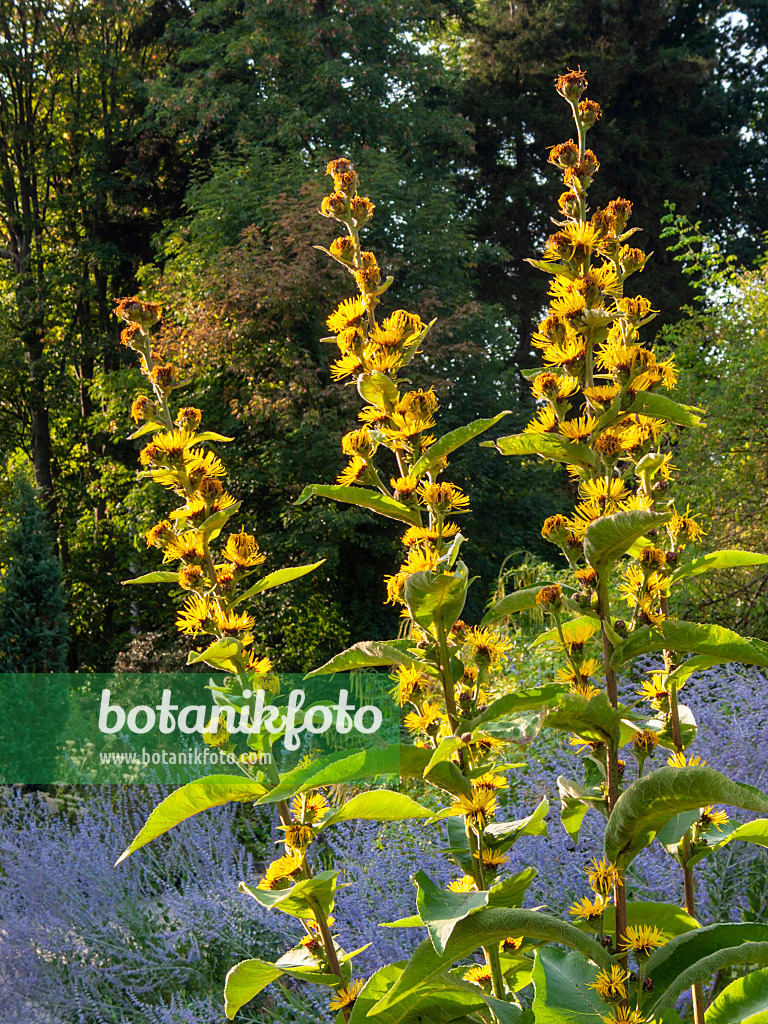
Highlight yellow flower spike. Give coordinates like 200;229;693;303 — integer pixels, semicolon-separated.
620;924;666;957
587;965;630;1002
328;980;365;1011
586;857;623;895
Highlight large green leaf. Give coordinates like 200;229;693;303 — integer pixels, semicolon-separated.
409;412;513;477
531;947;604;1024
231;561;325;606
705;968;768;1024
415;870;489;954
358;371;400;409
481;584;561;625
545;692;624;746
186;637;243;668
592;901;699;939
645;926;768;1019
485;431;599;471
305;638;424;678
367;909;613;1023
687;818;768;868
240;870;339;919
483;798;550;852
116;776;266;864
224;955;340;1019
321;790;433;827
671;549;768;584
584;509;673;574
557;776;607;841
466;686;565;730
404;563;469;636
604;766;768;867
296;484;421;526
626;391;706;427
612;619;768;670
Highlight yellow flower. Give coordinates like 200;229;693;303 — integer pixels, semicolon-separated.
602;1008;647;1024
587;965;630;1002
669;503;705;544
559;622;598;654
223;529;266;568
667;751;707;767
418;481;471;514
447;875;476;893
341;427;375;459
212;607;256;636
337;455;369;486
282;822;317;850
502;936;524;953
524;405;559;433
327;296;367;334
620;924;666;957
559;415;596;442
464;627;515;666
176;594;214;634
463;964;493;988
185;450;227;481
583;383;621;406
557;657;600;685
632;730;659;754
530;372;579;401
474;773;508;791
569;893;611;920
391;666;427;706
699;805;729;831
586;857;623;895
290;792;329;824
450;788;497;827
579;477;629;504
404;701;446;736
330;352;365;380
401;523;460;546
570;681;602;700
328;980;365;1011
257;852;304;890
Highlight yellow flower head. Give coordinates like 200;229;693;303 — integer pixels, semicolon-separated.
177;594;214;634
699;805;729;831
524;405;559;434
281;822;317;851
559;415;596;442
212;607;256;637
667;751;707;767
223;529;266;568
620;924;666;957
329;980;365;1011
586;857;623;895
330;352;365;380
463;964;493;989
632;729;659;755
257;852;304;890
450;787;498;827
530;372;579;401
290;792;329;824
481;847;509;870
391;665;427;706
404;701;446;736
474;772;508;791
502;936;524;953
447;875;476;893
418;481;471;514
602;1009;647;1024
559;622;598;654
163;531;205;564
338;455;369;486
569;893;612;920
587;965;630;1002
464;627;515;667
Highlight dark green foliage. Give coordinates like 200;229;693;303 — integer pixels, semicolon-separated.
0;478;68;671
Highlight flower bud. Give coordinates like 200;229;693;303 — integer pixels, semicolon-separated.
578;99;601;128
548;140;580;168
541;514;571;546
536;584;563;610
320;192;348;219
329;236;357;265
114;297;162;330
555;68;588;103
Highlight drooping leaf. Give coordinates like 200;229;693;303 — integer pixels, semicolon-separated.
481;584;562;625
484;431;599;471
404;563;469;636
415;870;489;954
626;391;706;428
232;561;325;606
645;926;768;1019
558;776;607;841
612;619;768;670
423;737;463;776
531;947;605;1024
224;959;283;1018
670;549;768;583
482;798;550;852
584;509;673;575
604;766;768;867
296;484;421;526
367;908;613;1022
192;430;235;443
240;870;339;920
546;692;624;746
305;639;425;678
116;776;266;863
123;570;180;585
705;967;768;1024
321;790;434;827
466;686;565;730
409;411;513;477
186;637;243;668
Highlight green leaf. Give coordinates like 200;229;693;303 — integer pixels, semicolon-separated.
671;549;768;584
367;909;613;1023
594;901;699;939
558;776;607;841
305;639;424;678
604;766;768;867
626;391;706;427
484;431;598;471
116;776;266;864
687;817;768;868
466;686;565;730
645;925;768;1018
240;870;339;920
199;502;241;541
409;411;513;477
122;570;180;585
531;947;605;1024
127;420;163;439
546;692;624;746
705;967;768;1024
193;430;235;443
612;619;768;670
525;257;578;279
415;870;489;954
296;484;421;526
232;560;325;606
584;509;673;574
321;790;434;827
423;737;463;776
483;798;550;853
224;958;283;1018
481;584;561;625
187;637;243;667
358;372;400;409
405;563;469;636
666;655;726;689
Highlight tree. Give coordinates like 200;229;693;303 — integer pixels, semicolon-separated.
0;476;68;670
447;0;768;366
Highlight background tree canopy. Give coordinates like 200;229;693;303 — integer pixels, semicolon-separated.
1;0;766;671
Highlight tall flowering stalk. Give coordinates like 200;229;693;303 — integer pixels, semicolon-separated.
116;71;768;1024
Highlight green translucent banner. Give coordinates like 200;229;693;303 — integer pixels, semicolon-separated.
0;671;400;784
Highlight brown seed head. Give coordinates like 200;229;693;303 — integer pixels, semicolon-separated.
555;68;588;102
